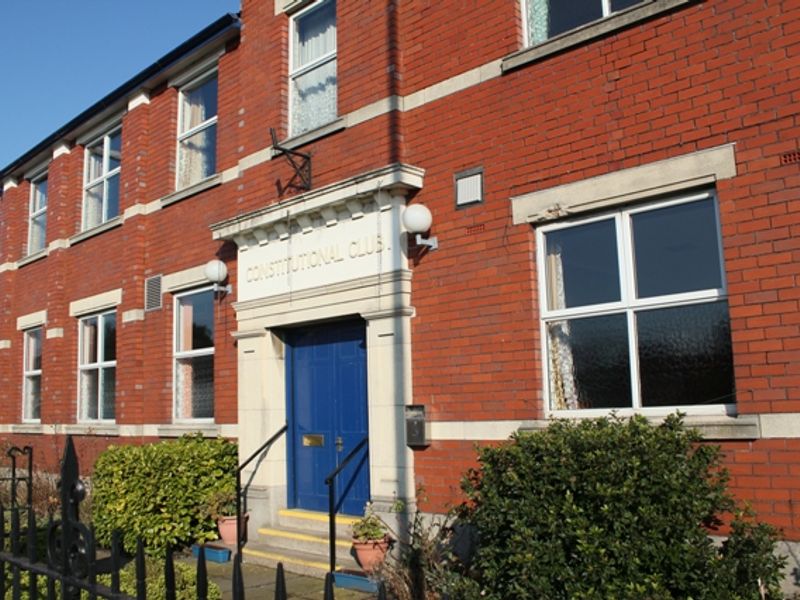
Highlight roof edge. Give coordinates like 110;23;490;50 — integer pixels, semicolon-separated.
1;12;241;181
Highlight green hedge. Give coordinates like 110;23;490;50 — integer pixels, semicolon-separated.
92;434;237;554
453;414;785;600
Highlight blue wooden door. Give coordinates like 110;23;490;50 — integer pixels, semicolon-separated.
287;320;370;516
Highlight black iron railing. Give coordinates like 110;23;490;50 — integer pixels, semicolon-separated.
323;436;369;575
0;437;226;600
0;434;385;600
235;423;288;560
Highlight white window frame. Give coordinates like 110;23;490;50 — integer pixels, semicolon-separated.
77;310;117;422
537;190;733;418
523;0;644;46
289;0;337;136
27;171;48;255
175;69;218;190
82;126;122;231
173;287;215;422
22;327;43;423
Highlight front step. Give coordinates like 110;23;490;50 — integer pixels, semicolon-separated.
278;508;360;538
257;527;354;562
242;509;364;579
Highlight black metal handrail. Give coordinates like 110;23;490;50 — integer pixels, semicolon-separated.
4;446;32;508
235;423;288;559
323;436;369;574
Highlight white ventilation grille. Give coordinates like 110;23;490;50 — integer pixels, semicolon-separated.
455;168;483;207
144;275;163;311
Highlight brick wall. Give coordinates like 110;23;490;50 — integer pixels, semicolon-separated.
0;0;798;539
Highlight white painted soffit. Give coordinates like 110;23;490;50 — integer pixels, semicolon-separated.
210;163;425;243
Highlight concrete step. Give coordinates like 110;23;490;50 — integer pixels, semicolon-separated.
276;508;360;539
242;541;362;579
241;509;366;579
257;526;355;562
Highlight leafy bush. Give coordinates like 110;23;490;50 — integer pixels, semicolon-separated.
453;414;785;600
92;434;237;554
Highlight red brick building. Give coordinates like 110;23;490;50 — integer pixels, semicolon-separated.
1;0;799;581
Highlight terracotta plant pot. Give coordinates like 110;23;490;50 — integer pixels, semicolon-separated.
217;514;248;545
352;536;391;573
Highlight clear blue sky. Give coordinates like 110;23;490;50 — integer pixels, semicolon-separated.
0;0;240;171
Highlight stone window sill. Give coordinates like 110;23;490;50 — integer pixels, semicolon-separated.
70;216;123;245
519;414;759;440
17;250;47;268
279;118;345;152
161;174;222;208
502;0;697;73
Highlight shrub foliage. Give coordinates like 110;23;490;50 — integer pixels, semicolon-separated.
92;434;237;554
455;415;785;600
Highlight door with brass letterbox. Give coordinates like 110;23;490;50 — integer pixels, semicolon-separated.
286;319;370;515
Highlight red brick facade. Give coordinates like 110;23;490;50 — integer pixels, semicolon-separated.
1;0;800;543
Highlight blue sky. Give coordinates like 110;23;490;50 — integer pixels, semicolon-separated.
0;0;240;170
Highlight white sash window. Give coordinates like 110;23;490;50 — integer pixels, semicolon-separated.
290;0;337;136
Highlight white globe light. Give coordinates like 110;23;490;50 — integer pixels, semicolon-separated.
204;259;228;284
402;204;433;234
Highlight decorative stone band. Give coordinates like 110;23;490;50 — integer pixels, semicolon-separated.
2;415;798;441
429;413;800;442
0;423;239;438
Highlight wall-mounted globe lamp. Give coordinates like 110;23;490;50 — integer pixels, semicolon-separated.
204;259;232;295
402;203;438;251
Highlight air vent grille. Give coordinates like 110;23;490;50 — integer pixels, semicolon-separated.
781;151;800;165
144;275;163;312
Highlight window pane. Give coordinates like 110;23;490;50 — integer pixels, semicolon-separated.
25;329;42;371
25;375;41;420
545;218;620;310
86;141;104;182
177;125;217;188
80;370;99;420
176;355;214;419
291;59;337;135
611;0;643;11
178;291;214;351
101;367;116;419
29;214;46;253
548;0;603;38
632;199;722;298
181;77;218;132
81;317;99;364
548;313;632;410
108;130;122;171
106;174;120;220
294;0;336;68
33;178;48;209
638;302;734;407
84;183;103;229
103;314;117;361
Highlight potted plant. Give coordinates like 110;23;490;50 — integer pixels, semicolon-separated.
205;488;243;545
351;502;392;573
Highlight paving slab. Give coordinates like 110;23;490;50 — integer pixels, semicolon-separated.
185;556;374;599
